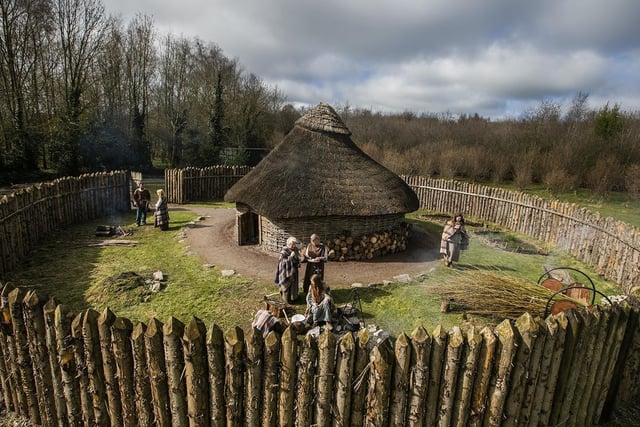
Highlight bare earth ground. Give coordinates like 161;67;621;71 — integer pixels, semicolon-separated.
180;206;443;287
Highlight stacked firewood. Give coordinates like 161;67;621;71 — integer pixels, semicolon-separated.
326;223;412;261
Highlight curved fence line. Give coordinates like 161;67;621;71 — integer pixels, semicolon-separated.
0;171;131;276
3;169;638;295
404;176;640;294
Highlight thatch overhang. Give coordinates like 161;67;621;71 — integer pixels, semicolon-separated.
224;103;419;219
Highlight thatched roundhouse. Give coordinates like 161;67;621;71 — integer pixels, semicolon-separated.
224;103;419;255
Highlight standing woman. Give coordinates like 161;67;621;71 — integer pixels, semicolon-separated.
275;236;301;303
440;213;469;267
303;233;327;294
154;189;170;231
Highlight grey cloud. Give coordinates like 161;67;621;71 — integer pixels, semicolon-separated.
103;0;640;117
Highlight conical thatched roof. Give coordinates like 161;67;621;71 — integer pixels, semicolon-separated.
224;103;419;219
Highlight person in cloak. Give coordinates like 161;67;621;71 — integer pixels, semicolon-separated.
302;233;328;294
440;213;469;267
275;236;301;303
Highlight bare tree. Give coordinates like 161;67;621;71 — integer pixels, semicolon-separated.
97;18;126;124
124;13;155;167
0;0;52;171
156;34;192;167
53;0;109;174
565;91;590;123
190;39;230;165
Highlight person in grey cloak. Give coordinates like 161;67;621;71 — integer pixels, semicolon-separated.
440;213;469;267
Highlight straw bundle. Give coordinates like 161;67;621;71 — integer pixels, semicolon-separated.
430;271;586;320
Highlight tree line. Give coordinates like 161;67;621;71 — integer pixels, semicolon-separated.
341;94;640;197
2;1;639;197
0;0;288;185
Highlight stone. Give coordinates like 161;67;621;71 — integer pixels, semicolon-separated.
153;271;164;281
414;273;429;282
221;269;235;277
202;263;215;269
150;282;162;292
367;282;383;287
393;274;412;283
351;282;364;288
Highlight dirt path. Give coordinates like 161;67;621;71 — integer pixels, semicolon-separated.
181;206;443;286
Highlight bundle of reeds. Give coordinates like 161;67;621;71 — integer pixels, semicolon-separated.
430;270;586;320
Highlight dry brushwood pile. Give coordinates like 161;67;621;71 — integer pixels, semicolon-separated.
429;270;586;320
325;222;412;261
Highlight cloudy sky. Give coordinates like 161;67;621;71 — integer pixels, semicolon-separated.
103;0;640;119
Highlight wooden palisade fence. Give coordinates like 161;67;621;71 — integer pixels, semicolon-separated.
165;166;252;204
163;168;640;294
404;176;640;295
0;281;638;426
0;171;131;276
4;170;640;294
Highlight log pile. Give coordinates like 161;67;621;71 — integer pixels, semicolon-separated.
325;222;412;261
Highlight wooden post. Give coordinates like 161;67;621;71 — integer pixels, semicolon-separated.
594;305;630;421
0;318;14;414
315;330;337;427
206;323;226;427
8;288;40;425
225;326;245;427
163;316;188;426
333;332;356;427
364;338;394;426
389;332;411;426
350;327;371;427
468;322;497;427
183;317;209;426
54;305;81;425
576;308;610;426
1;283;25;417
98;308;123;427
83;309;110;426
145;318;171;427
23;290;57;427
295;334;317;427
278;327;297;427
502;313;541;427
553;309;588;426
71;311;93;426
425;325;447;427
407;326;431;427
244;327;264;427
112;317;137;427
529;315;560;425
131;322;153;427
603;303;640;417
485;319;517;427
262;330;280;427
44;298;68;427
437;326;464;427
451;326;483;427
517;318;548;426
535;312;569;426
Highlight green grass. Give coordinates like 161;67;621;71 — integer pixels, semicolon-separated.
7;210;272;331
346;212;621;334
4;206;625;338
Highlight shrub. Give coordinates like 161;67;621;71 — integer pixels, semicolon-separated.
543;169;578;195
625;164;640;200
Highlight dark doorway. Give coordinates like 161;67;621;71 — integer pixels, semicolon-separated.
237;211;259;245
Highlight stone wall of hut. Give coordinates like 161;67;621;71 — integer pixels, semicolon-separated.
259;214;406;253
